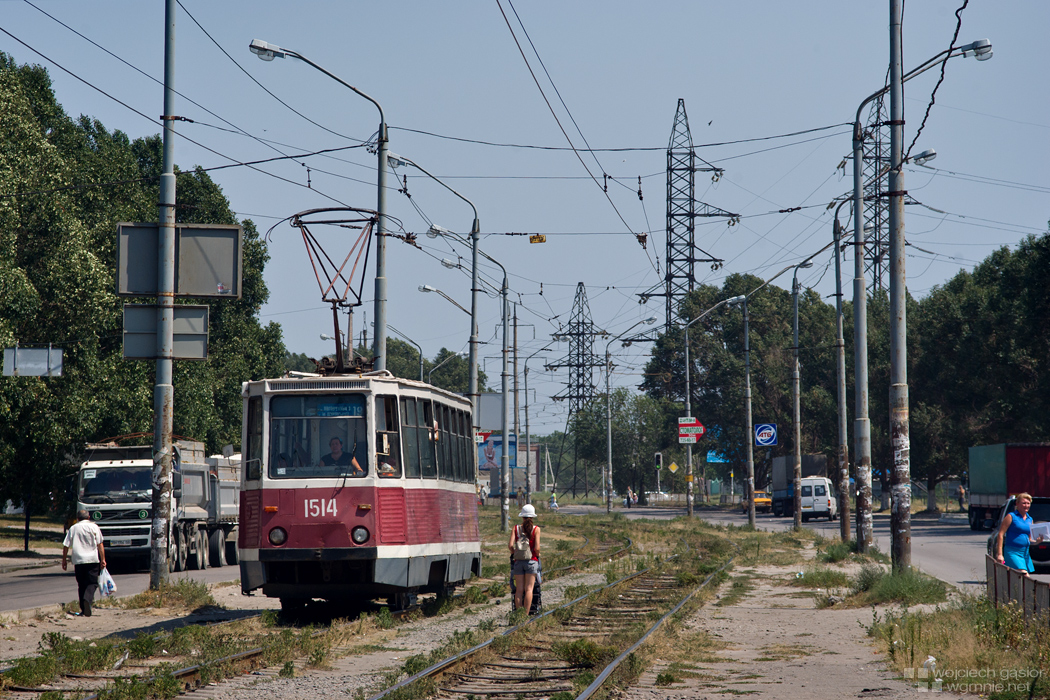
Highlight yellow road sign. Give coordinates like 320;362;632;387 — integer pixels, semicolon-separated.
667;461;679;473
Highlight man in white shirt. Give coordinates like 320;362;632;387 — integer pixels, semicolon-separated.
62;510;107;616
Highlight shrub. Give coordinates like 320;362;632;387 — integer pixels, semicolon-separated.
553;639;616;668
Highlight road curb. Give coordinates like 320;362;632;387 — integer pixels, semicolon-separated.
0;602;66;624
0;560;60;575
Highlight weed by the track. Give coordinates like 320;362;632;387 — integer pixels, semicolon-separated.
120;579;216;611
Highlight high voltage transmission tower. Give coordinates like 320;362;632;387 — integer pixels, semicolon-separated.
635;99;736;341
862;96;891;293
547;282;606;496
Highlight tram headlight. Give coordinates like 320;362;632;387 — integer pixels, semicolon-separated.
351;526;370;544
268;527;288;546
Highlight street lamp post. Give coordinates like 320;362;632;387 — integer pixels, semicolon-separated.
605;318;657;513
524;346;552;504
249;39;390;371
681;297;744;517
726;250;833;528
388;151;481;426
386;324;423;382
730;295;756;527
850;35;992;554
791;261;813;531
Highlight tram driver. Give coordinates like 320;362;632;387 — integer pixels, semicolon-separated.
321;437;364;475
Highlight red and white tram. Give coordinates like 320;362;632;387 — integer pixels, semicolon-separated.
238;371;481;609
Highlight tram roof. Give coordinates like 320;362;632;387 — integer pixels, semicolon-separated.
242;371;471;407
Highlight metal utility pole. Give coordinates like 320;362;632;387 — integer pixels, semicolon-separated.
150;0;177;588
833;214;851;543
888;0;911;571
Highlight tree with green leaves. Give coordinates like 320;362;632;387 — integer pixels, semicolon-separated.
0;55;285;526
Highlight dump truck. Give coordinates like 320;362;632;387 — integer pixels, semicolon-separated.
771;454;828;517
967;443;1050;530
73;439;240;571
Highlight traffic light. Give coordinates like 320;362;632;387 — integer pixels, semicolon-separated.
655;452;663;470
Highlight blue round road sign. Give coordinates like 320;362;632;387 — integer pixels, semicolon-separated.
754;423;777;446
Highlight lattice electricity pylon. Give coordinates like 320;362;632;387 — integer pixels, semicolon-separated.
547;282;607;497
636;99;734;341
547;282;606;416
861;96;891;293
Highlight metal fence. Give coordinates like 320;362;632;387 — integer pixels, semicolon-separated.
985;555;1050;619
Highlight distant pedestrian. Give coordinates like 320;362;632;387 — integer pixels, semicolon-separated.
61;510;106;617
509;504;540;614
517;486;525;508
957;485;966;512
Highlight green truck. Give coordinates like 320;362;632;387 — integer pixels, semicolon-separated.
967;443;1050;530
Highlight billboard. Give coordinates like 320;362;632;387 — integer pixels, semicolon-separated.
478;434;519;495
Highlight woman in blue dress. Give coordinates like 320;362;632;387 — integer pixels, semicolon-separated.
994;492;1045;574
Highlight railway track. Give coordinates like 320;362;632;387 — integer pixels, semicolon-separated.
371;553;731;700
0;536;632;699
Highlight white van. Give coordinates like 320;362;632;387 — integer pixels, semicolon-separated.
800;476;838;521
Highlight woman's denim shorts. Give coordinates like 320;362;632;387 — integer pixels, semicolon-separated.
512;559;539;576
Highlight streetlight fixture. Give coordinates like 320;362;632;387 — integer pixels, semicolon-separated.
249;39;390;371
850;35;991;557
385;152;481;424
791;261;813;531
428;351;467;385
524;345;552;503
605;318;657;513
419;284;470;316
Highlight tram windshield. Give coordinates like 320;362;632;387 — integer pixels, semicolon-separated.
269;394;369;479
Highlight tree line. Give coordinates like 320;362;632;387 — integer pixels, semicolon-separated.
566;232;1050;508
0;54;286;516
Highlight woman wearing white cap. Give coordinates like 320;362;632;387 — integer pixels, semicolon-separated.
509;504;541;614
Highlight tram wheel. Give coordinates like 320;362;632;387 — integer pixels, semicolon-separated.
387;591;417;611
280;598;307;613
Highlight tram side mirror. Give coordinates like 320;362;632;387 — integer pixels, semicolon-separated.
172;472;182;499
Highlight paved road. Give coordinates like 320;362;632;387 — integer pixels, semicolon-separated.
601;504;1050;591
0;562;241;613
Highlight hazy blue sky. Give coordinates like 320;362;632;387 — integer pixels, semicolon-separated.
2;1;1047;433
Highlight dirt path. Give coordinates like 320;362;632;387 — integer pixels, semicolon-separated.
624;563;922;700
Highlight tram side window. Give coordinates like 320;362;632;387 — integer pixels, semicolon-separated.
401;397;421;478
438;405;454;480
376;395;402;478
246;396;263;481
419;400;437;478
449;409;462;482
457;410;470;482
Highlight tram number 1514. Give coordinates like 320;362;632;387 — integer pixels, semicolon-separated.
305;498;338;518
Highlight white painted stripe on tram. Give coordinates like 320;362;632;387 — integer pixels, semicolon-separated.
238;540;480;562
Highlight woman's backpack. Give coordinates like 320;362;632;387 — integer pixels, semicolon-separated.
512;524;533;561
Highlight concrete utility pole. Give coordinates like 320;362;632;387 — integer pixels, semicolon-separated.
888;0;911;570
791;263;812;530
150;0;177;588
513;305;521;500
833;213;851;543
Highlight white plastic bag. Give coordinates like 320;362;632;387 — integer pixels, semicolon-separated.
99;567;117;597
